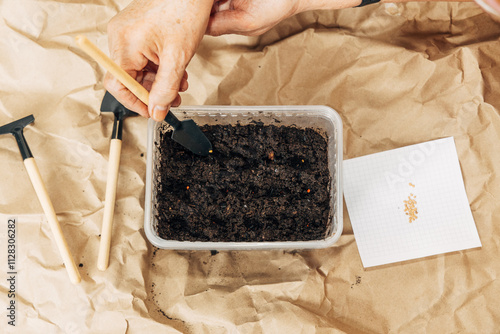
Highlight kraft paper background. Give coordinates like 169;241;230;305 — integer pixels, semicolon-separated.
1;0;499;333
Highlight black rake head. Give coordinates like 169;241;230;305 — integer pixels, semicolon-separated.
100;91;138;120
100;91;139;140
0;115;35;160
0;114;34;136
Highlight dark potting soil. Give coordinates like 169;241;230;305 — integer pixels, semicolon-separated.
155;124;331;242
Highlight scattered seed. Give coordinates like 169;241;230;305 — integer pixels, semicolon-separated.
404;193;418;223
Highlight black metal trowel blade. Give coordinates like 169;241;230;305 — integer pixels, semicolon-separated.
164;111;212;156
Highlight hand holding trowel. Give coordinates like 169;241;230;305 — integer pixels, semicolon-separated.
75;35;212;156
0;115;81;284
75;35;212;271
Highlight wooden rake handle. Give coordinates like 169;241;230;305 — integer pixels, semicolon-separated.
24;158;81;284
97;139;122;271
75;35;150;105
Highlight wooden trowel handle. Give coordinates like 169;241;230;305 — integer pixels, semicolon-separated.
23;158;81;285
75;35;150;106
97;139;122;271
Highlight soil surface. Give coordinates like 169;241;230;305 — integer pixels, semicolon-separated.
155;123;331;242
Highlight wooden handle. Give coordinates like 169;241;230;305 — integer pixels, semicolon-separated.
97;139;122;271
24;158;81;284
75;35;150;105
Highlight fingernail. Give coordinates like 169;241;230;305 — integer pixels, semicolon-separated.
151;105;167;121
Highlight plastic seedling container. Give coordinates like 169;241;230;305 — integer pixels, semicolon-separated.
144;106;343;250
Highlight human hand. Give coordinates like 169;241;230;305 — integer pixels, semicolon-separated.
206;0;361;36
104;0;213;121
207;0;301;36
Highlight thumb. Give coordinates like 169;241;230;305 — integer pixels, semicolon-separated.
206;10;247;36
148;58;185;122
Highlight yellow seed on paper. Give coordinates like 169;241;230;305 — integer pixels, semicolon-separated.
404;193;418;223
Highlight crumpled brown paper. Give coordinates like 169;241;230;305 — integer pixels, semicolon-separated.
1;0;499;333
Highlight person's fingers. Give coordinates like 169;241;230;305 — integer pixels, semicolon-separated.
144;61;159;73
103;72;149;117
148;54;186;122
135;70;144;84
181;71;189;91
211;0;231;14
179;77;189;92
141;71;156;92
136;70;188;93
206;10;248;36
171;94;182;107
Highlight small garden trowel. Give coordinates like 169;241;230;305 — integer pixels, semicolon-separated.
162;108;213;156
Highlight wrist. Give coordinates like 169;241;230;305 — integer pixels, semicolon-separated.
295;0;326;13
296;0;363;13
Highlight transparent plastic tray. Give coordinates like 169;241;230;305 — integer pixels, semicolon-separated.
144;105;343;250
